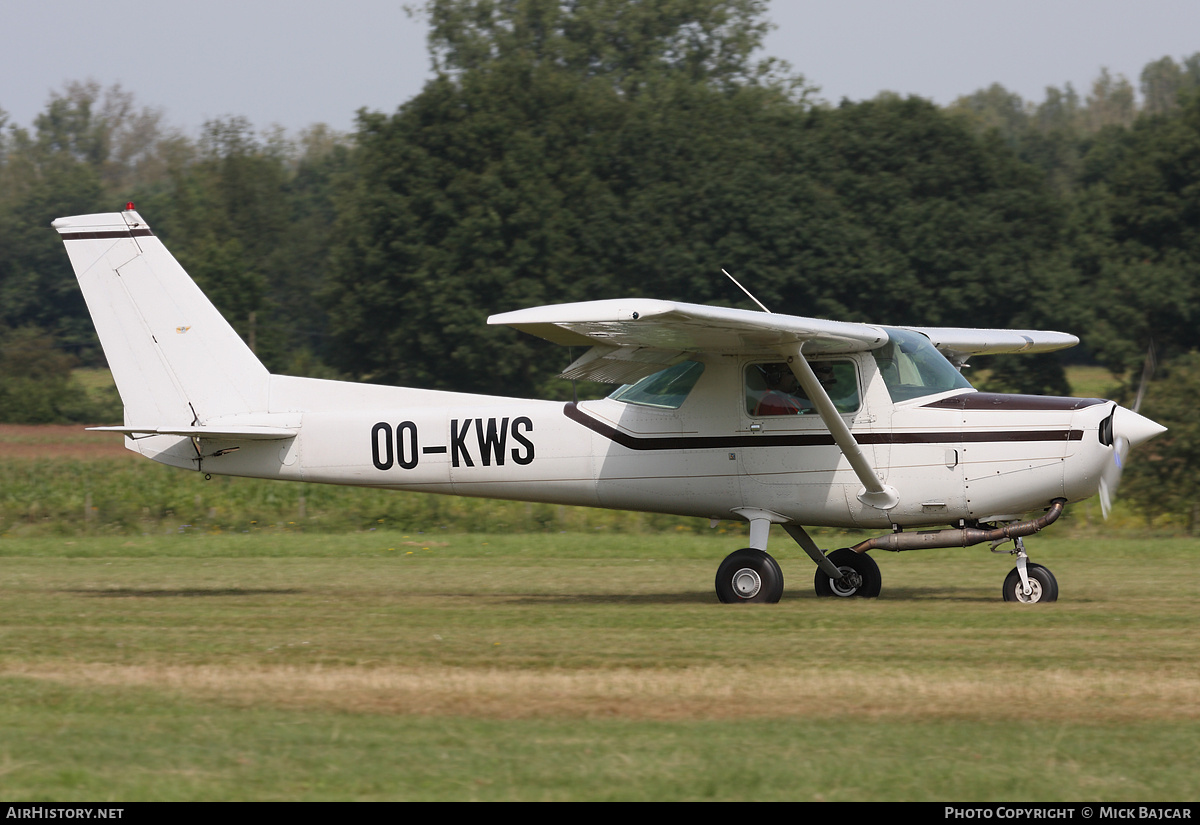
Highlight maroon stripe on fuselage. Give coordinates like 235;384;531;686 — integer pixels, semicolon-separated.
923;392;1105;411
564;403;1083;451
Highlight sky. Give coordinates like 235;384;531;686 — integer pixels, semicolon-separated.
2;0;1199;138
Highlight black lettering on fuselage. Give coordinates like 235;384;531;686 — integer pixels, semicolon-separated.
475;417;508;466
450;416;535;468
372;421;420;471
375;418;535;471
396;420;419;470
371;422;393;470
450;418;474;468
511;416;534;465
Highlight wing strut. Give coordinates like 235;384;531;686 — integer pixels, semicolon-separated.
780;343;899;511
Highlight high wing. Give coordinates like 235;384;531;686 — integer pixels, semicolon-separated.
488;299;1079;382
488;299;889;384
903;326;1080;369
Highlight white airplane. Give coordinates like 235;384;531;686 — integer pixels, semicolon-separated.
54;206;1166;604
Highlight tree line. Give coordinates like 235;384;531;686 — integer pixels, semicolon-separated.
2;1;1198;522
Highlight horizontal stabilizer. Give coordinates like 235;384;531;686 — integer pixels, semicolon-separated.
87;425;297;440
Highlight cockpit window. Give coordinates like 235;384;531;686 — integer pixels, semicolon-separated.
745;360;860;416
873;328;973;402
609;360;705;409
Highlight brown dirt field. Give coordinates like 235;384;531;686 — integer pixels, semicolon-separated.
0;424;132;460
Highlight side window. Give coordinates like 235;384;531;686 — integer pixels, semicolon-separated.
609;360;706;409
745;360;859;416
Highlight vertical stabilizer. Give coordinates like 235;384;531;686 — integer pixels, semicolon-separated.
53;209;269;427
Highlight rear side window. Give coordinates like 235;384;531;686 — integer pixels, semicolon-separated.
609;360;705;409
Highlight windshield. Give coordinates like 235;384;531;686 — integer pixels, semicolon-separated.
608;360;705;409
873;328;973;402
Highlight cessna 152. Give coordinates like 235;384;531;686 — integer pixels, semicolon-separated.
54;207;1166;604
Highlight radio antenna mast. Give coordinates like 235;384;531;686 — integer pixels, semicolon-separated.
722;268;772;314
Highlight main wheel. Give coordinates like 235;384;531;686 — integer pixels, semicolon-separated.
814;548;882;598
1002;562;1059;603
715;548;784;603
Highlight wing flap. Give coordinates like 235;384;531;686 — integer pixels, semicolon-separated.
558;345;689;383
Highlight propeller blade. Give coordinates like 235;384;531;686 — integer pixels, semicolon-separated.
1132;343;1156;414
1098;435;1128;519
1098;406;1167;519
1099;345;1161;519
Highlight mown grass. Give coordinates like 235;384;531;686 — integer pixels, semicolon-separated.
1;531;1198;801
4;680;1195;802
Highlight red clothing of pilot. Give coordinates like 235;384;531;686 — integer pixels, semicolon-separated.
754;389;807;416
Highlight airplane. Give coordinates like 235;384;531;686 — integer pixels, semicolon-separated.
53;206;1166;604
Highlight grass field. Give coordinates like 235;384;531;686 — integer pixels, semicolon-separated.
1;531;1198;801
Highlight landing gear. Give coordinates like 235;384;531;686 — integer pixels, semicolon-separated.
1002;562;1059;603
715;548;784;603
813;547;882;598
997;536;1059;603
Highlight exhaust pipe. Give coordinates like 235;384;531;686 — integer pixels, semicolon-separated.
850;498;1066;554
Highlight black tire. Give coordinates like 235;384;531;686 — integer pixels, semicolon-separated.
813;548;882;598
715;548;784;603
1002;562;1059;603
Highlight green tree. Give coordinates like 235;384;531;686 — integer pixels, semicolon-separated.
947;83;1031;142
0;326;108;423
0;83;172;363
1071;89;1200;376
1084;68;1136;131
329;3;1074;398
329;0;807;395
1122;351;1200;530
1141;56;1186;115
797;96;1068;333
141;117;349;373
418;0;796;96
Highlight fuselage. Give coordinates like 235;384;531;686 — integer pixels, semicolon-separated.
133;349;1122;530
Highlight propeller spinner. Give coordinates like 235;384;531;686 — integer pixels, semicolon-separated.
1098;406;1167;518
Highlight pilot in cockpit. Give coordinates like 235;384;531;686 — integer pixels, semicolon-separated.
754;364;809;415
752;362;840;416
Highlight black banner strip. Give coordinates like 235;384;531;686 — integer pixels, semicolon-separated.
60;229;155;241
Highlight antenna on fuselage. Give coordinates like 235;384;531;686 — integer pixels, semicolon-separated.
722;268;772;314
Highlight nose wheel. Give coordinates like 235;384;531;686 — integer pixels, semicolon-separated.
1002;562;1059;603
715;548;784;603
998;537;1059;603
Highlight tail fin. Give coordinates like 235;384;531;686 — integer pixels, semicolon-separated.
53;208;269;427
